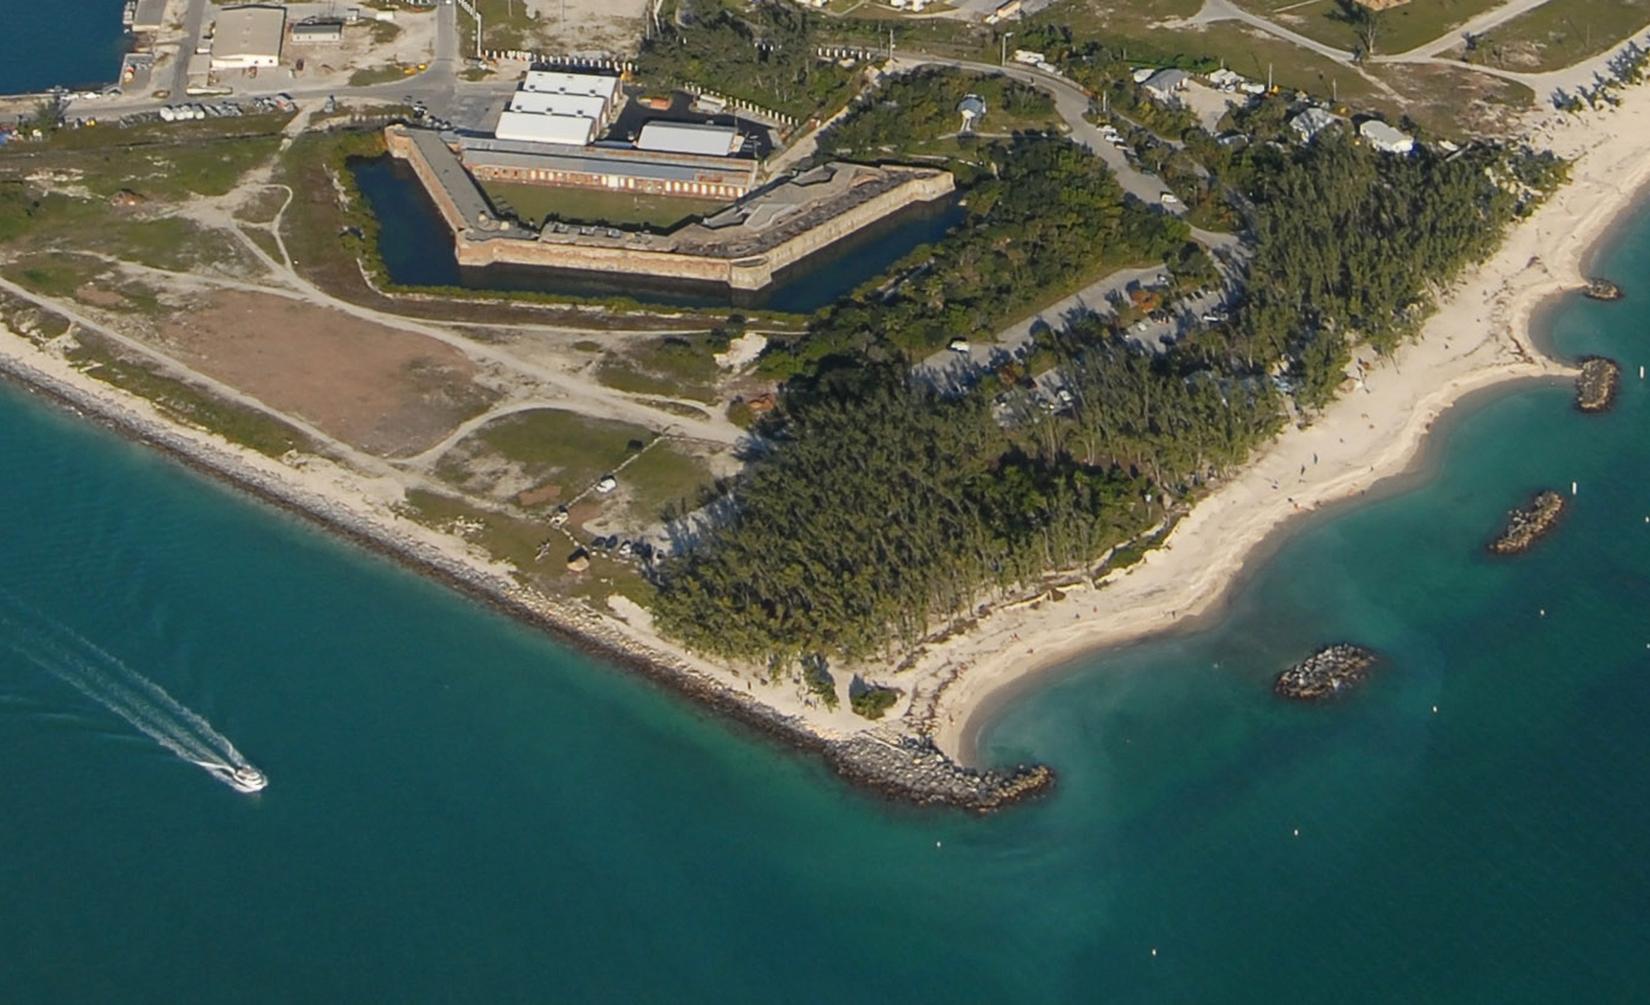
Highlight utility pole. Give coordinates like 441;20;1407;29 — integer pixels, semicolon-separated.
1001;31;1014;67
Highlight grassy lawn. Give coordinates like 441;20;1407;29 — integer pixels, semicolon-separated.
1461;0;1650;71
471;0;554;50
438;407;659;504
4;252;103;299
1;186;266;276
233;186;289;225
595;334;725;403
349;65;414;87
402;488;548;568
1180;22;1387;104
618;442;716;523
2;127;284;201
1366;61;1534;136
1228;0;1509;55
478;182;727;229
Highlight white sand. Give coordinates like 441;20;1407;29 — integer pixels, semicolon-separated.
910;84;1650;763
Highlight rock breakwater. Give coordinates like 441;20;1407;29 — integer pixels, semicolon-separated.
828;734;1054;812
1575;357;1620;412
1274;644;1378;700
1488;489;1566;555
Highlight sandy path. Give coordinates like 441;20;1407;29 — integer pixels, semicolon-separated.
911;79;1650;764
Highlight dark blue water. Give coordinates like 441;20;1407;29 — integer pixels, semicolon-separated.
6;0;130;94
0;191;1647;1001
353;156;964;314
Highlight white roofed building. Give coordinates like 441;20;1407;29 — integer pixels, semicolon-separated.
210;5;286;69
494;110;598;147
508;90;611;124
636;121;741;157
493;70;622;147
1358;119;1414;154
521;70;623;105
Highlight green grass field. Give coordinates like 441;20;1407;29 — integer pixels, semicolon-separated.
1462;0;1650;72
438;407;658;504
595;334;726;403
1229;0;1509;56
478;182;728;229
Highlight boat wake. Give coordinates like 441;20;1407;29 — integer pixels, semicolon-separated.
0;588;266;793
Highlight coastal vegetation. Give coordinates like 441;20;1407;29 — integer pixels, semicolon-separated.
651;93;1565;667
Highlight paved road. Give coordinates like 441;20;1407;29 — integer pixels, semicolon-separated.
170;0;211;98
914;264;1165;389
890;54;1183;209
1183;0;1355;63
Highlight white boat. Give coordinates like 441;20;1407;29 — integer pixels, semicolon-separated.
200;762;268;793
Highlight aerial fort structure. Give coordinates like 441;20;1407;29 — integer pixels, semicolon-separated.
385;69;954;292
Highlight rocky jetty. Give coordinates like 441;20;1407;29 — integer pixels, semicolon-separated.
1583;278;1624;301
1575;357;1620;413
1489;490;1566;555
1273;644;1378;701
828;734;1054;812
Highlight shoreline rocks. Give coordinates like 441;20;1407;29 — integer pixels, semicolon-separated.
1489;489;1565;555
1582;278;1623;301
1575;356;1620;413
828;734;1054;811
1274;644;1378;700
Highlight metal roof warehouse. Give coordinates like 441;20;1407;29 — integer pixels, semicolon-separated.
210;5;286;69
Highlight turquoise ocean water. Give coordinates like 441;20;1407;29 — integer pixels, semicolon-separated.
2;1;129;95
3;195;1649;1001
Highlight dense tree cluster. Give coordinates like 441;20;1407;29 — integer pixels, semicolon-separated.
636;0;855;120
818;68;1056;157
1188;106;1566;405
653;369;1152;662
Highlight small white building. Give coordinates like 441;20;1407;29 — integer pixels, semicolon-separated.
636;121;741;157
1289;107;1341;143
1358;119;1414;154
957;94;987;133
210;5;286;70
291;20;345;44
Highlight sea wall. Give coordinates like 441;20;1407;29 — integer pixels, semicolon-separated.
385;126;471;238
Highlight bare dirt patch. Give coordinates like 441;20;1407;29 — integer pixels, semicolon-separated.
158;291;497;456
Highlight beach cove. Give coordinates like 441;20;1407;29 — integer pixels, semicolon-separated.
917;80;1650;763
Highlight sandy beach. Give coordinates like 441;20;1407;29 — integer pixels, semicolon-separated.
915;81;1650;764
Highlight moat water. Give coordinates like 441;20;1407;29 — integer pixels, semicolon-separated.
352;155;966;314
